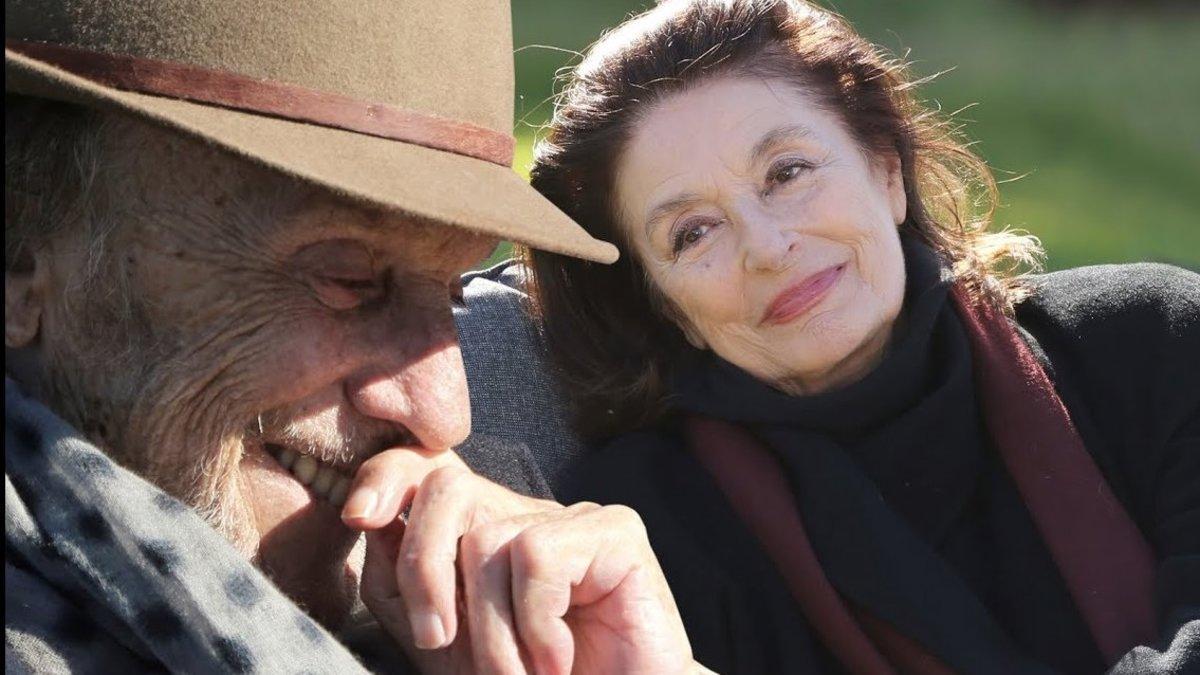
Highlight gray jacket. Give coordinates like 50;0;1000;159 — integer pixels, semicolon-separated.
455;261;586;491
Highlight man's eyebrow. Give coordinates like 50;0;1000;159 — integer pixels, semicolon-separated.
644;192;702;238
750;123;813;165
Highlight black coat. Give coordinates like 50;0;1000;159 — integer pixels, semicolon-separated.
561;262;1200;674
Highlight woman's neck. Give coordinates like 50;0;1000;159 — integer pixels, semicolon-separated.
771;320;896;397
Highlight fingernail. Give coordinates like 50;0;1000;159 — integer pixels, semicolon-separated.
341;488;378;522
410;609;447;649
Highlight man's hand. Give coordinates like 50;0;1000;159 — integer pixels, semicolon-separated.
341;448;695;674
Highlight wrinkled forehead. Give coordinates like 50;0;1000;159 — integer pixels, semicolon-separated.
613;76;835;226
102;115;493;267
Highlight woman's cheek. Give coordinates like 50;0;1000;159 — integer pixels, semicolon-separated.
671;268;746;330
868;228;905;304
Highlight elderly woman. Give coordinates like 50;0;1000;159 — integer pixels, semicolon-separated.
524;0;1199;673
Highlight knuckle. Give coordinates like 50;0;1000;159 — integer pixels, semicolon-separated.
509;530;553;575
459;521;511;566
603;504;648;538
397;548;450;590
423;465;471;494
564;500;601;515
360;447;415;478
352;454;390;484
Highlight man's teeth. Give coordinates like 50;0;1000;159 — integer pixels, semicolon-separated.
271;447;352;507
293;454;318;484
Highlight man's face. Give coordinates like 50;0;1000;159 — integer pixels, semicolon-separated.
18;118;495;628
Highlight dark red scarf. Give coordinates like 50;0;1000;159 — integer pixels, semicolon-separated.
684;285;1156;674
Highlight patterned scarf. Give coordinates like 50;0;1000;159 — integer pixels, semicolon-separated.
5;378;372;673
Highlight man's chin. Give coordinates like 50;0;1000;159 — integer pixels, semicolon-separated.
239;446;365;630
259;534;363;630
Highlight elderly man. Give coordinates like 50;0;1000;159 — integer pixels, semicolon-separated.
5;1;702;673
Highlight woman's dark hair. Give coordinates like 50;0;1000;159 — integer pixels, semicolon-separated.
524;0;1041;439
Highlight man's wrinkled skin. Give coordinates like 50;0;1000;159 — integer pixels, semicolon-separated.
6;116;493;627
347;451;696;674
6;115;701;673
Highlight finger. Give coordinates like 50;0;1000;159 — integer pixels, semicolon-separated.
363;523;471;675
394;465;477;649
393;464;561;651
341;447;466;530
460;513;573;675
361;522;411;643
510;504;674;674
363;525;404;601
506;503;602;675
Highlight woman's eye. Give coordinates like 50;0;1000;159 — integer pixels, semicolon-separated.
671;219;719;256
766;160;812;191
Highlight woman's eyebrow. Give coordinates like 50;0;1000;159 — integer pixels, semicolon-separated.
750;123;813;165
641;125;814;235
644;193;702;238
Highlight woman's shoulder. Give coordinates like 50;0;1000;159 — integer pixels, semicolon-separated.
1018;262;1199;338
1016;261;1199;393
1015;263;1199;533
558;427;691;503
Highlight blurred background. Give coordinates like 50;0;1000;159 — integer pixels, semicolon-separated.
494;0;1199;271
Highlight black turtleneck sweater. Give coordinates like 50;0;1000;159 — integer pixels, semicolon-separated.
560;252;1199;674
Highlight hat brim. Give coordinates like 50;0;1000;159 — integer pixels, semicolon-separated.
6;49;618;264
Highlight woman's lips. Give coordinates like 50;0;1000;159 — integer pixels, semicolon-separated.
760;263;846;326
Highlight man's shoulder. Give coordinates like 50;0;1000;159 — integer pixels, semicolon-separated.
457;259;535;342
461;258;530;290
455;260;586;489
455;258;540;384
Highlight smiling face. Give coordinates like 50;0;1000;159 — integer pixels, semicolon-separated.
613;75;908;394
7;117;495;628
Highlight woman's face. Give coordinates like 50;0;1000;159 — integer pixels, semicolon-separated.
613;75;908;394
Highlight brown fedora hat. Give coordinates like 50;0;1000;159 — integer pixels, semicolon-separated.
4;0;618;263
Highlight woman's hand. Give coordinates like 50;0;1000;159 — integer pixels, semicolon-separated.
342;448;696;674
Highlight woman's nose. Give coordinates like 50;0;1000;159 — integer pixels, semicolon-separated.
740;216;797;273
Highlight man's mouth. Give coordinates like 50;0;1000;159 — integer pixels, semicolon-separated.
265;443;355;507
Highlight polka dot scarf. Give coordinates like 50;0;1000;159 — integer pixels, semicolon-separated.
5;378;371;673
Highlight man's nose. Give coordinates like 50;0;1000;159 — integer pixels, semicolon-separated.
343;329;472;453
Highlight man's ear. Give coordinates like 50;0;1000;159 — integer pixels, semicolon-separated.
6;247;50;348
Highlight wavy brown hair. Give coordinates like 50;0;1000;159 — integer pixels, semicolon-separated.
524;0;1042;439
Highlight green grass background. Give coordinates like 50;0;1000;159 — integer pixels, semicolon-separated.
492;0;1199;271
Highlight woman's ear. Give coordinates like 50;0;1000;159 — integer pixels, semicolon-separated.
668;307;708;350
6;247;49;348
885;151;907;226
678;320;708;350
655;294;708;350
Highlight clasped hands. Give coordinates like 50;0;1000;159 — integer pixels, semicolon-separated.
340;448;706;674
